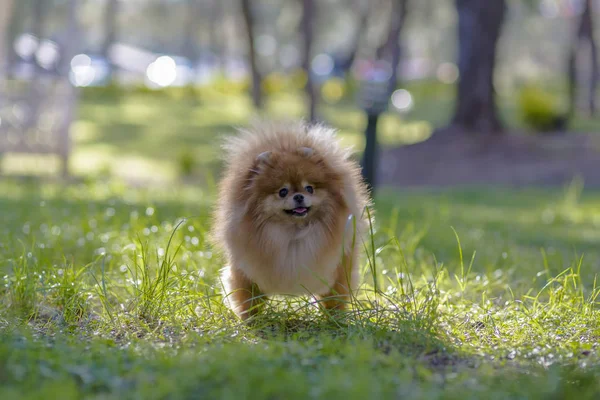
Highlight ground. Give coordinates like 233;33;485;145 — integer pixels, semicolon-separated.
1;182;599;399
1;86;600;398
380;129;600;187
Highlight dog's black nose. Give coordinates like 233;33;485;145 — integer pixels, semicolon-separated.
293;194;304;203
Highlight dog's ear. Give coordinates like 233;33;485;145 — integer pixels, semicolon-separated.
245;151;272;188
297;147;314;157
298;146;327;167
256;151;272;165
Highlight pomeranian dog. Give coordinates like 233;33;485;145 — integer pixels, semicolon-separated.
212;121;371;320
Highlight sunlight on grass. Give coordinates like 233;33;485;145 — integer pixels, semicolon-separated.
1;154;64;176
0;181;599;398
2;89;439;182
1;82;600;398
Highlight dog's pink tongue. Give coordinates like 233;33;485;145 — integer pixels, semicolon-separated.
294;207;307;213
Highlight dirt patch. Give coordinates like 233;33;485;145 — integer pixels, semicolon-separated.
377;130;600;187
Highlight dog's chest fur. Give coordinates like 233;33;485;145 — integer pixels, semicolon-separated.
238;222;347;295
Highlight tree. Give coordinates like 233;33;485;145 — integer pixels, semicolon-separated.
359;0;408;190
301;0;316;122
0;0;15;78
377;0;408;95
241;0;263;109
22;0;48;135
58;0;81;177
338;0;370;73
31;0;46;76
212;0;228;74
451;0;507;134
182;0;201;64
60;0;80;78
102;0;119;83
568;0;598;117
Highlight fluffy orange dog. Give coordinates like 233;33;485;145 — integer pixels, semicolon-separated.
212;121;371;319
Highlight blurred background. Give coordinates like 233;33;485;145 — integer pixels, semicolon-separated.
0;0;599;188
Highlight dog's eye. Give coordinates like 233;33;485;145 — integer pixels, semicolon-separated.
305;185;314;194
278;188;289;198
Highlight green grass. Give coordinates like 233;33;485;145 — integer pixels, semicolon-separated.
67;87;432;182
1;179;600;399
3;79;598;182
3;87;424;181
1;81;600;398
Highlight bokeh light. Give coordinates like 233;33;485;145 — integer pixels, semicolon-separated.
70;54;95;87
437;62;459;84
311;54;334;77
321;78;345;104
36;40;60;70
391;89;413;112
14;34;38;59
146;56;178;87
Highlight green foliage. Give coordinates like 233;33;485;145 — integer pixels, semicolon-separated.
178;150;196;178
518;85;566;133
262;72;287;95
81;83;205;100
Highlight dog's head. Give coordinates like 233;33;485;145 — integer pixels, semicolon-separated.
241;147;346;227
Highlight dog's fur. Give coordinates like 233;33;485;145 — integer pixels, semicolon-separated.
211;121;371;319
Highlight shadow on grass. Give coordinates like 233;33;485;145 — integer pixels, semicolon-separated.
243;308;455;362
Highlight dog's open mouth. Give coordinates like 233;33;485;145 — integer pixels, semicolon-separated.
284;207;310;217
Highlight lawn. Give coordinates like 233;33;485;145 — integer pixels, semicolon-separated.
1;179;599;399
3;86;429;181
1;84;600;398
3;79;599;182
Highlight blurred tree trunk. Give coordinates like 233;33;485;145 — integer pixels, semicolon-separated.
182;0;201;63
339;0;370;73
207;0;220;71
241;0;262;109
60;0;79;78
568;0;597;118
0;0;15;77
23;0;47;134
182;0;202;101
451;0;506;134
301;0;316;122
378;0;408;95
5;0;25;80
31;0;46;76
59;0;81;177
215;0;229;73
102;0;119;83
